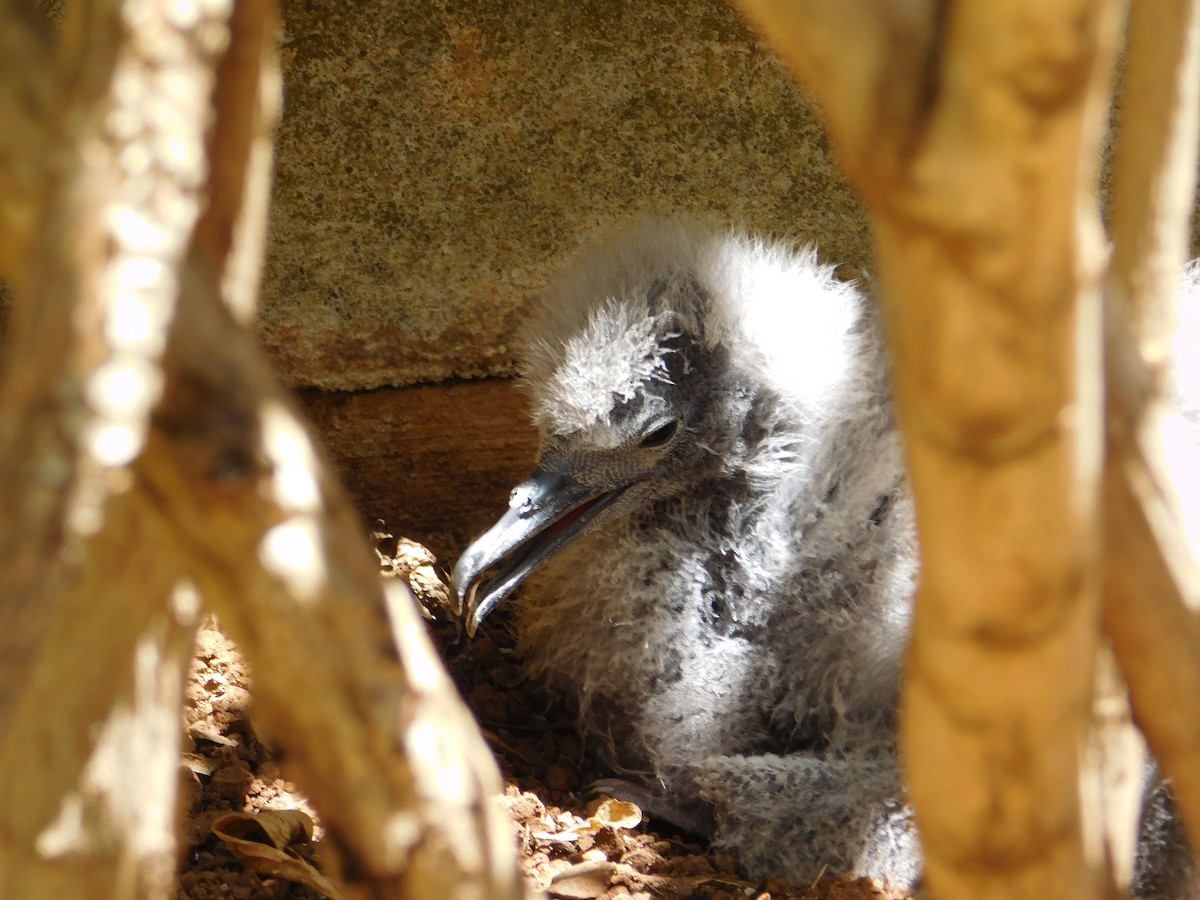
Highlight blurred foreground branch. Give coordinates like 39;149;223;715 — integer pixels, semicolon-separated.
731;0;1200;897
0;1;525;897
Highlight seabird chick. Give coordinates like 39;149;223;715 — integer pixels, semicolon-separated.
452;219;1198;894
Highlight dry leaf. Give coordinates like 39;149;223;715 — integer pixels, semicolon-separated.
591;798;641;829
211;809;346;900
532;798;643;843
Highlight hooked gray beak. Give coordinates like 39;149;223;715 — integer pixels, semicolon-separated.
451;467;625;636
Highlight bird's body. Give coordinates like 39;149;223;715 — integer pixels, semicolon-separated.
513;223;918;882
452;219;1197;893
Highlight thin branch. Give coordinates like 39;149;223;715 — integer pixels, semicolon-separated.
736;2;1123;897
194;0;281;323
140;10;522;885
139;254;525;897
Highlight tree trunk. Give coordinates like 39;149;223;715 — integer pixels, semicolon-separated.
729;1;1154;897
0;1;525;897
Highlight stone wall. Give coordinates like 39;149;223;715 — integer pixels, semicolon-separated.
263;0;866;391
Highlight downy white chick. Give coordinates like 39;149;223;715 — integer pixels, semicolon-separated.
452;219;1198;894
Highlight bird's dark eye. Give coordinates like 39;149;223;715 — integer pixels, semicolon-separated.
639;419;681;448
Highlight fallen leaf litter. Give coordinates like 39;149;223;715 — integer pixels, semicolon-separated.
174;534;912;900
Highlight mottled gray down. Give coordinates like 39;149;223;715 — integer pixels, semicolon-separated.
452;219;1199;894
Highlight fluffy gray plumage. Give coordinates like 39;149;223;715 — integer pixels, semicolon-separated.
452;219;1199;894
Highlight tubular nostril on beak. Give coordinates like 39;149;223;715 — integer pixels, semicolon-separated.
451;467;624;636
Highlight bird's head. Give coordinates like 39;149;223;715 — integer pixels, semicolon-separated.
452;220;863;635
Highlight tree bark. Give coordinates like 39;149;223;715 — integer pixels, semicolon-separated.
731;1;1122;896
0;0;526;897
0;0;234;891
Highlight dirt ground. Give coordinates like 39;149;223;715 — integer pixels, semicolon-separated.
174;530;912;900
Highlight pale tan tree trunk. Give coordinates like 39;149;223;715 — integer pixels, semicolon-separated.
0;1;218;892
0;1;525;898
727;1;1181;897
